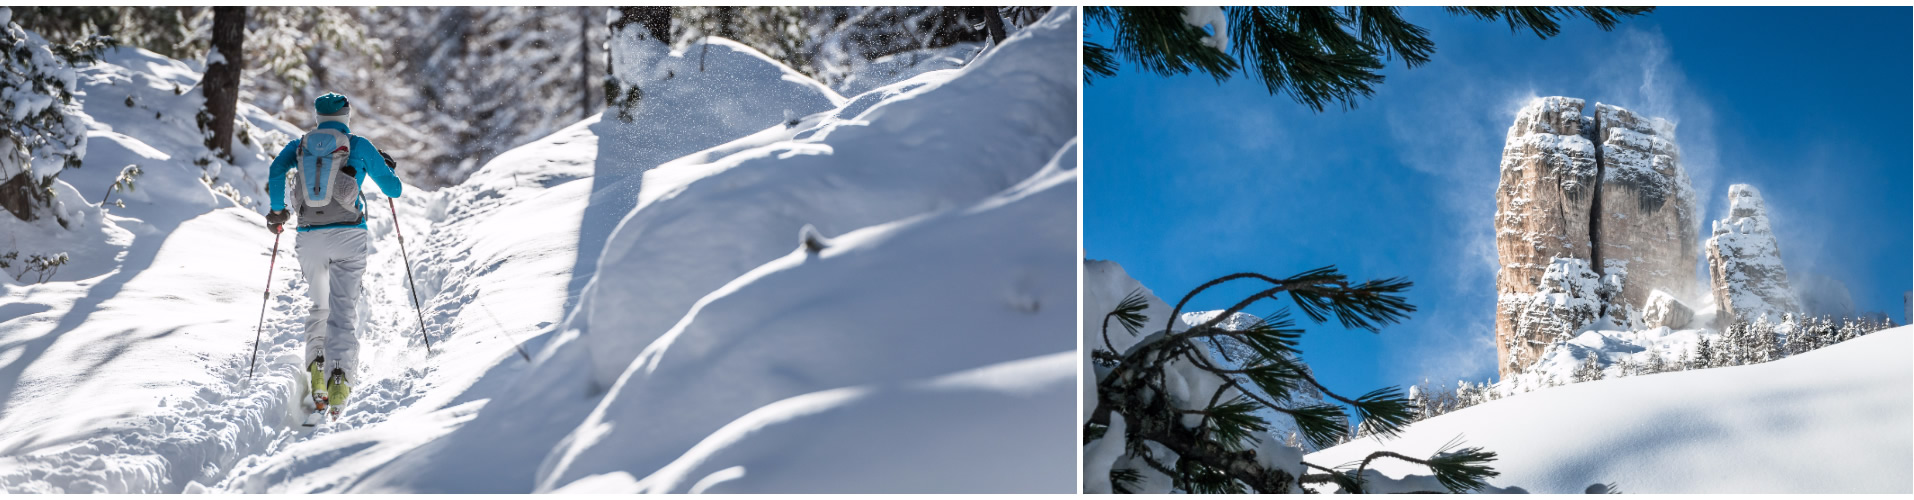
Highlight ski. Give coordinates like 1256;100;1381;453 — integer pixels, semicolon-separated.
302;409;326;427
302;392;330;428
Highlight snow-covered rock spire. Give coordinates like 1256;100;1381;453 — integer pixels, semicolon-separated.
1706;183;1800;325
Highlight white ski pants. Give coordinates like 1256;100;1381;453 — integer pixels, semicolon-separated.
296;226;369;377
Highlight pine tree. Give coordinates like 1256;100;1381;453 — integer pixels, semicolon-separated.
1089;267;1498;493
1452;381;1475;413
676;6;812;76
1084;7;1653;111
1770;317;1790;361
0;9;111;224
1749;319;1774;364
1408;384;1432;421
1643;347;1665;375
10;7;198;59
1571;354;1603;383
605;7;672;125
1695;336;1714;369
1838;316;1860;344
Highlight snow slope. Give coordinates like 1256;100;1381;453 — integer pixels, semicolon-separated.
0;45;320;493
1309;326;1913;493
573;37;844;384
552;141;1077;493
2;7;1077;494
1087;256;1910;494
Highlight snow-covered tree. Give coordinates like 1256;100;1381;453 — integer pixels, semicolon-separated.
604;7;671;125
1089;267;1499;493
1408;384;1433;421
9;7;199;60
675;7;810;75
1837;317;1861;344
1571;353;1604;383
0;8;110;224
1644;346;1667;375
804;6;997;89
1748;317;1777;364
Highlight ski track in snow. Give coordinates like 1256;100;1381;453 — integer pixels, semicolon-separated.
0;200;446;493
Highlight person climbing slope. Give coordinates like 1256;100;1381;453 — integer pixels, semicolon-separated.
263;92;402;423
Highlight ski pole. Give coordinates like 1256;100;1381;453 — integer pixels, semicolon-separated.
248;231;282;378
389;197;433;354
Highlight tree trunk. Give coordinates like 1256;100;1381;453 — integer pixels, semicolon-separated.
0;173;39;222
973;7;1007;45
716;6;736;39
203;7;246;161
580;6;592;120
613;7;671;43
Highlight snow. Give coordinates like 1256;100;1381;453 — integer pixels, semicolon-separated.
576;35;846;385
1708;184;1799;324
831;43;983;98
1;17;88;181
1310;327;1913;493
576;10;1075;388
2;7;1076;494
1181;7;1230;54
544;9;1077;489
1090;254;1905;493
1082;259;1317;494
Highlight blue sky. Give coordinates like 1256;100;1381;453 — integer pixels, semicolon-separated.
1084;7;1913;394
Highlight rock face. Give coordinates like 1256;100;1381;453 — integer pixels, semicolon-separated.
1593;104;1699;316
1494;97;1698;376
1706;184;1800;325
1499;258;1604;370
1641;290;1693;329
1495;97;1599;373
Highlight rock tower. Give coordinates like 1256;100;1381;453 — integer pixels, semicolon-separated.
1494;97;1698;376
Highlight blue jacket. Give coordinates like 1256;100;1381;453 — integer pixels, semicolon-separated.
267;122;403;232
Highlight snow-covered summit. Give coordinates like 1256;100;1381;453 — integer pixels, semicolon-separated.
1495;96;1696;376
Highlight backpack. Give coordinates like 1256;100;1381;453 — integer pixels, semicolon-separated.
290;129;364;228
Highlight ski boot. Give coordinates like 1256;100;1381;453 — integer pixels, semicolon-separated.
303;357;329;427
326;368;351;421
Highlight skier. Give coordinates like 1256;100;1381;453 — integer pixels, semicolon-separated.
263;92;402;422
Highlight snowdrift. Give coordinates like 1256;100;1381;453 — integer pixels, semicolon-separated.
555;142;1077;492
573;37;845;362
547;7;1079;491
1308;327;1913;493
575;13;1075;388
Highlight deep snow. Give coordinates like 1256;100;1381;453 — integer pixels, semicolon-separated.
1310;326;1913;493
2;7;1077;494
1084;257;1912;494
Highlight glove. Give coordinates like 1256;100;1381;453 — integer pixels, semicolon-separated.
266;209;289;234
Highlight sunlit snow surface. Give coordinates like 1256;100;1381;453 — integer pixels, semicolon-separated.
1087;259;1910;494
0;7;1076;494
1310;327;1911;493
